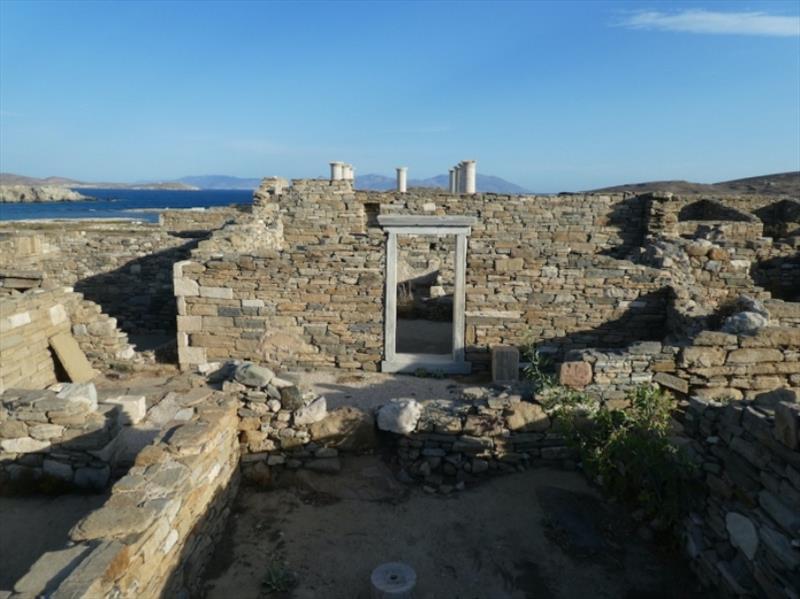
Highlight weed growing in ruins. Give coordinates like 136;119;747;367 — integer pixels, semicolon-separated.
553;384;696;538
261;557;296;594
521;343;557;393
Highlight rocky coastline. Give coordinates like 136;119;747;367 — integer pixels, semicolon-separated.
0;185;94;203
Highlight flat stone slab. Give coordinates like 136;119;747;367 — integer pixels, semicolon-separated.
49;333;95;383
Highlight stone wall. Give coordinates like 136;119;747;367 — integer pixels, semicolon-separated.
0;215;233;335
677;327;800;402
176;179;672;371
0;287;133;392
159;205;249;235
681;392;800;597
0;383;142;490
26;391;240;598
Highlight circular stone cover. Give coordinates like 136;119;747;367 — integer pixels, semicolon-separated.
370;562;417;597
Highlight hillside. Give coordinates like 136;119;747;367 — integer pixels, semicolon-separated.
588;171;799;198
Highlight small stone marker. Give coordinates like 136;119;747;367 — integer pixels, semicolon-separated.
491;345;519;383
370;562;416;598
49;332;95;383
559;361;592;389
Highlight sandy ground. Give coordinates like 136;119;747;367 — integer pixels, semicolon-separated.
203;456;705;599
299;371;483;412
0;493;108;591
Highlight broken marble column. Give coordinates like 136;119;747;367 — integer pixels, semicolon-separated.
463;160;477;194
449;169;456;193
343;164;354;181
396;167;408;193
454;164;462;194
330;162;344;181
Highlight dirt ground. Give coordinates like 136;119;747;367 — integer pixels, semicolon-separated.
0;493;108;592
301;371;481;412
203;456;706;599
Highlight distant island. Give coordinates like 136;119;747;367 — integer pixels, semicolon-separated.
0;185;94;203
0;173;199;191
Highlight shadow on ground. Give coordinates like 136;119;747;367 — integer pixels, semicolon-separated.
202;456;707;599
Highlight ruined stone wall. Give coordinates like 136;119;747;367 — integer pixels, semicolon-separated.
159;205;248;235
681;393;800;597
0;384;141;490
176;180;673;371
44;392;239;598
0;288;75;391
0;216;231;335
0;287;133;392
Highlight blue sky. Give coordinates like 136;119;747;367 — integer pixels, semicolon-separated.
1;0;798;192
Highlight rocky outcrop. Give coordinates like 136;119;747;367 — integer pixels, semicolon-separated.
0;185;93;203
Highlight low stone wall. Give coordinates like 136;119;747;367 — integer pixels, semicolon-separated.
678;327;800;401
0;286;134;392
0;383;130;490
387;388;572;494
19;391;240;598
159;205;249;235
681;393;800;597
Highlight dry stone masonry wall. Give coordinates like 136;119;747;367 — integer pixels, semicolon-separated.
681;392;800;597
16;390;240;599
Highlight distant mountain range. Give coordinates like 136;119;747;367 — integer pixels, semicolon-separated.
4;171;796;197
587;171;799;198
0;172;531;193
352;173;531;193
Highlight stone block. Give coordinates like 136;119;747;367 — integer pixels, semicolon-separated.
49;333;96;383
653;372;688;394
491;345;519;383
42;458;73;481
377;398;422;434
56;382;98;411
559;361;592;389
103;395;146;425
680;346;726;368
1;436;50;453
774;401;800;450
293;396;327;425
173;277;199;297
725;512;758;560
199;286;233;299
727;348;783;365
506;402;550;432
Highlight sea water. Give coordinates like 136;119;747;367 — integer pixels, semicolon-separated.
0;188;253;223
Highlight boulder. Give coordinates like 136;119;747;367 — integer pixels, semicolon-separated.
376;399;422;435
506;402;550;432
293;396;328;426
722;312;769;335
308;406;377;451
233;362;275;388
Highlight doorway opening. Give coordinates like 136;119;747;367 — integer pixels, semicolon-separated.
378;215;475;374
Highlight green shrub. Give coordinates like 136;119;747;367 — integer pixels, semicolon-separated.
521;342;557;392
553;384;696;535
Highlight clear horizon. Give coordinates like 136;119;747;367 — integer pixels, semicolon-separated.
1;0;799;193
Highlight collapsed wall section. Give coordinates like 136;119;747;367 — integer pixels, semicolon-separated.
0;287;133;392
